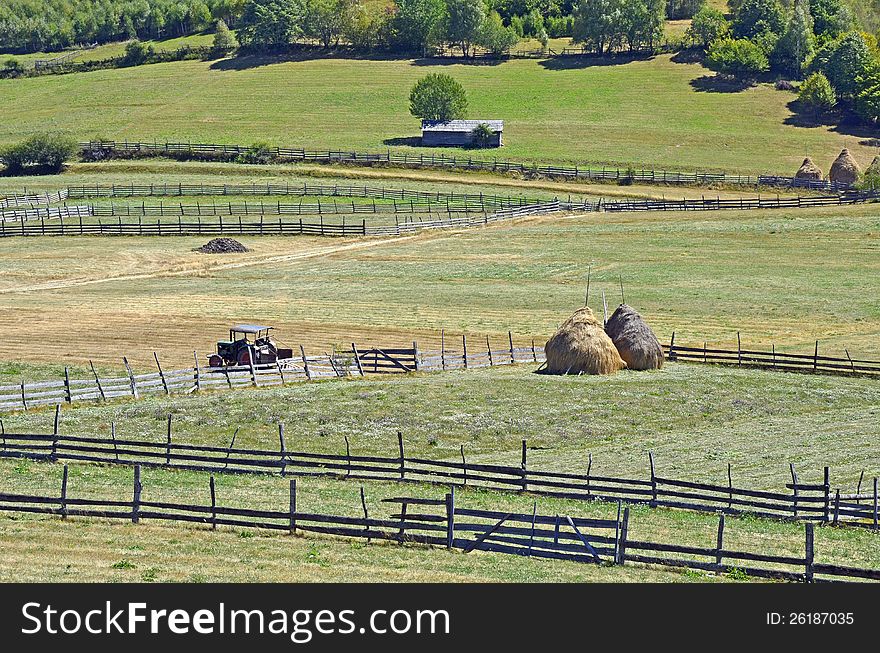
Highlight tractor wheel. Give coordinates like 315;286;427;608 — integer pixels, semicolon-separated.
208;354;224;368
236;349;252;366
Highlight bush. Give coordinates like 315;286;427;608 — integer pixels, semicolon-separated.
0;58;25;79
409;73;468;121
706;37;770;79
0;133;79;174
236;142;278;164
798;71;837;111
469;123;496;148
123;40;155;66
854;64;880;123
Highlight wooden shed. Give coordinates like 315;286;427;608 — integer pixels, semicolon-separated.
421;120;504;147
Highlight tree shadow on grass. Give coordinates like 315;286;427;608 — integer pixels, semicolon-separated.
784;100;880;145
538;52;656;71
689;74;754;93
670;48;705;65
210;49;414;71
409;56;505;67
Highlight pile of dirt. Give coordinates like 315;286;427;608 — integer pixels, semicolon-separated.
195;238;249;254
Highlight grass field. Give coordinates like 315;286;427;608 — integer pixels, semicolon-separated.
0;192;876;368
1;53;877;174
2;453;879;583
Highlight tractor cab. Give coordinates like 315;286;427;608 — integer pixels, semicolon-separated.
208;324;293;367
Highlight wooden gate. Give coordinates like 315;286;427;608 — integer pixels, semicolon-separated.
354;346;418;374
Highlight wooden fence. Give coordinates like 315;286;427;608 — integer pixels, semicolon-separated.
0;464;876;581
2;408;877;531
79;141;854;192
601;190;880;212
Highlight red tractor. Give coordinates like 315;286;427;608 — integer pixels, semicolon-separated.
208;325;293;367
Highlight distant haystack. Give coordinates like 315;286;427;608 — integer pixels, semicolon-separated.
604;304;664;371
543;307;626;375
829;148;862;185
794;157;823;181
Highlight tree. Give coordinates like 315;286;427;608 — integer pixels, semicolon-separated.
732;0;785;40
798;70;837;112
812;31;874;98
392;0;447;55
772;0;815;77
409;72;468;120
239;0;304;48
445;0;486;57
854;63;880;123
213;18;239;53
809;0;852;40
687;6;729;48
666;0;704;20
620;0;664;52
123;39;155;65
706;37;770;79
477;10;519;55
304;0;346;47
572;0;624;55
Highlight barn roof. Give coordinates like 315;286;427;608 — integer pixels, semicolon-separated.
422;120;504;132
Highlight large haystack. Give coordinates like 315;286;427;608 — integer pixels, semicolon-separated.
544;307;626;375
604;304;664;371
794;157;822;181
829;149;861;185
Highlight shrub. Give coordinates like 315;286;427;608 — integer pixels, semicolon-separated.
687;6;729;49
732;0;785;40
409;73;468;121
1;58;25;79
469;123;495;148
123;40;155;66
798;71;837;112
854;64;880;123
811;31;874;99
706;37;770;79
478;11;520;56
0;133;79;175
236;142;278;164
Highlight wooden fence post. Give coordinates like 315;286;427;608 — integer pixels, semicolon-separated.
132;465;142;524
397;431;405;481
460;445;467;485
823;467;830;523
508;331;515;363
413;341;420;372
350;343;364;377
123;357;139;399
279;423;287;476
210;475;217;530
814;340;819;372
804;523;814;582
737;332;742;366
289;479;297;535
649;451;657;507
20;380;28;412
63;367;72;403
60;464;69;520
874;477;879;532
715;514;725;567
300;345;312;380
727;462;733;510
154;352;169;395
617;506;630;565
440;330;446;371
521;439;528;493
193;351;202;391
790;463;799;518
360;487;371;543
528;501;537;556
462;334;468;369
446;487;455;549
668;332;676;361
111;421;119;461
51;405;60;460
833;489;840;525
486;336;493;366
90;360;106;401
247;346;258;387
165;414;172;465
531;338;537;362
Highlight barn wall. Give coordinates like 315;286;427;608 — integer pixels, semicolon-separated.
421;131;502;148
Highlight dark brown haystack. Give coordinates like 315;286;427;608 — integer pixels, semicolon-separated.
829;148;861;185
794;157;822;181
195;238;249;254
543;307;626;375
604;304;664;371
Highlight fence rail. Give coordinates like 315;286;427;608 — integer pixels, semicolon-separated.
0;465;876;581
79;141;855;192
2;405;877;531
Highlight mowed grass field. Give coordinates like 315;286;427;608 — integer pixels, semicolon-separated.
1;53;877;174
0;188;876;368
1;363;879;582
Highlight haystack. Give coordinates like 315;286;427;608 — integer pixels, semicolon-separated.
794;157;822;181
829;148;861;185
543;307;626;375
604;304;664;371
